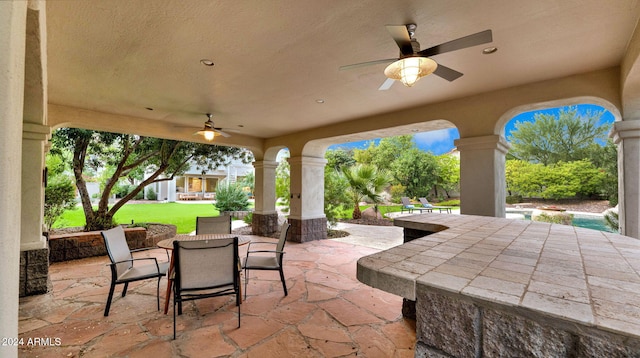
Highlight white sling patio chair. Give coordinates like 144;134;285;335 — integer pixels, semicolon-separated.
101;226;169;316
172;237;241;339
241;222;290;300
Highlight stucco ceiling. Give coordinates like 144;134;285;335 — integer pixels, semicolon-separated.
46;0;640;144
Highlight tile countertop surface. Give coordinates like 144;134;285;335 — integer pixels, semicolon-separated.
356;213;640;339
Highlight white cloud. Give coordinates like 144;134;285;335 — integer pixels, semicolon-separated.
414;128;459;145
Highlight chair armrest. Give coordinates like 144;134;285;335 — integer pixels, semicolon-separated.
247;250;285;255
112;257;163;272
130;247;157;253
247;241;277;248
131;247;170;261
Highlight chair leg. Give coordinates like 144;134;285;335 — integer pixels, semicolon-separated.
156;277;161;311
237;294;241;328
121;282;129;297
279;268;288;296
173;299;177;339
104;282;116;316
244;267;249;300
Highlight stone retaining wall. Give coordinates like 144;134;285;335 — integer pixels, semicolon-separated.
48;224;176;263
20;224;176;297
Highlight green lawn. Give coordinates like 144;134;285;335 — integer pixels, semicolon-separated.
55;203;223;234
56;200;458;234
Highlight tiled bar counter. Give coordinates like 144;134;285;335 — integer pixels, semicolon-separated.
357;213;640;357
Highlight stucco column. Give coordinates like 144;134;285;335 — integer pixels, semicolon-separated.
454;135;510;217
0;1;27;356
21;124;49;251
252;160;279;235
612;120;640;238
288;156;327;242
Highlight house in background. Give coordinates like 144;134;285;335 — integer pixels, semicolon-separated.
150;159;254;202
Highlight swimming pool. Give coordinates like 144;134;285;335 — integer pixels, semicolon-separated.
505;210;616;233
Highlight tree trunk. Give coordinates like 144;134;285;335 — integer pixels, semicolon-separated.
72;137;96;230
352;204;361;219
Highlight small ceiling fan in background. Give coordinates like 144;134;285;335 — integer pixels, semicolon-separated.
191;113;231;141
339;24;493;90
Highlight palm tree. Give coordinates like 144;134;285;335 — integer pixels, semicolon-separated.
342;164;391;219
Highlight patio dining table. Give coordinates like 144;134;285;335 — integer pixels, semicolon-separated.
157;234;251;314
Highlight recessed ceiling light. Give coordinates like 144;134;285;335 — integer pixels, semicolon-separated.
482;47;498;54
315;99;325;104
200;59;214;66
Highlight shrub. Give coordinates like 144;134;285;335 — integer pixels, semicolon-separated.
145;186;157;200
389;184;406;204
506;195;523;204
214;183;250;212
243;212;253;225
533;212;573;225
44;176;77;231
438;199;460;207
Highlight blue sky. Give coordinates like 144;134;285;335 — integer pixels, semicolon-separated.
328;104;615;155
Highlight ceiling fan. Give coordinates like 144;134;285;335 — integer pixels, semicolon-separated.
195;113;231;141
339;24;493;90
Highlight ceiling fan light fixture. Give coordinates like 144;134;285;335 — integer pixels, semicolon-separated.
196;127;216;141
384;56;438;87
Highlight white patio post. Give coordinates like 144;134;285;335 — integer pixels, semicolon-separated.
454;135;510;217
252;160;279;235
287;156;327;242
612;120;640;238
0;1;27;357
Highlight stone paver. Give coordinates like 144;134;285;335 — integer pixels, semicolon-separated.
18;229;414;357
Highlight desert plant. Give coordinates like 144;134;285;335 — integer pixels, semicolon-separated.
342;164;391;219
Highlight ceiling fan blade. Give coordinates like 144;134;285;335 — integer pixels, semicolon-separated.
214;129;231;138
339;58;397;71
385;25;413;55
417;29;493;57
378;77;395;91
432;64;464;82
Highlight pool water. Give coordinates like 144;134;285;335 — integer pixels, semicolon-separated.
507;212;616;233
571;216;616;232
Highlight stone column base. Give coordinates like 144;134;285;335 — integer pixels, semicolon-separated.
288;217;327;243
19;248;49;297
251;212;279;236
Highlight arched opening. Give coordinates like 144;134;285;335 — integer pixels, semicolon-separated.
500;103;618;232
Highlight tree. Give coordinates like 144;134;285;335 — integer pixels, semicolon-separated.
434;154;460;199
275;150;290;213
354;136;414;172
342;164;391;219
508;107;609;165
52;128;252;231
324;149;351;227
390;148;438;199
325;148;355;171
324;168;349;227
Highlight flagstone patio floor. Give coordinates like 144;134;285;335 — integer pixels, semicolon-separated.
18;224;415;357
